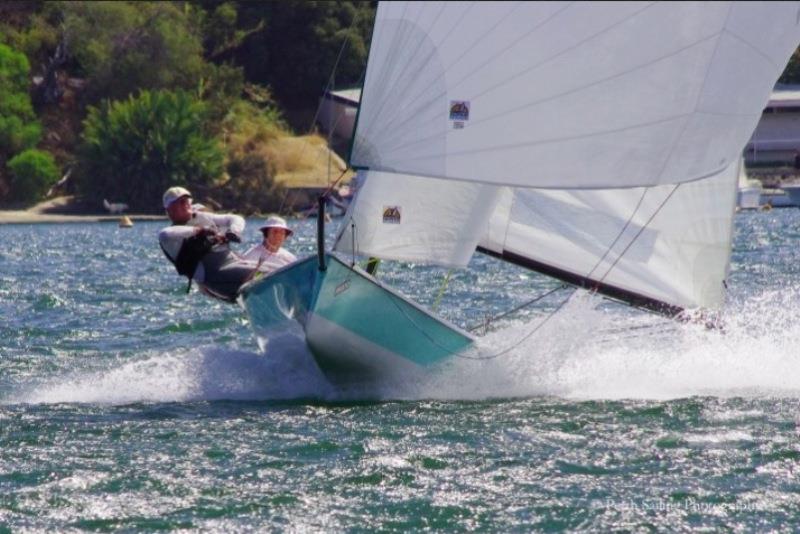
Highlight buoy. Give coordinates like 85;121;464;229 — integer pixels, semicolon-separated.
119;215;133;227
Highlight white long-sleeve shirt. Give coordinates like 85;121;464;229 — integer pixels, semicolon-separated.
241;243;297;273
158;210;246;283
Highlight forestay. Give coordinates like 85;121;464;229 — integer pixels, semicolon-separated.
350;1;800;189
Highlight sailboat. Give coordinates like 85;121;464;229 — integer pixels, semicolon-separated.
240;1;800;381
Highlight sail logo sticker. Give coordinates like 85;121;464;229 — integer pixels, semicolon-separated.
450;101;470;121
382;206;401;224
450;101;469;129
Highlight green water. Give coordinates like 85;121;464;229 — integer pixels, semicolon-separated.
2;214;800;530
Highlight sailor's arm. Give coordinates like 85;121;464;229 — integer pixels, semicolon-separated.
283;249;298;263
158;226;199;260
205;212;245;241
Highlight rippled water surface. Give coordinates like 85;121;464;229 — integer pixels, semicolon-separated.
3;211;800;531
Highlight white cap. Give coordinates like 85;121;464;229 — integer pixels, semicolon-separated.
162;186;192;209
259;215;293;236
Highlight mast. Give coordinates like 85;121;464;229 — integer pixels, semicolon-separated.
317;196;326;271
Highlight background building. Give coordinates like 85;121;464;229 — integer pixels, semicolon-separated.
746;85;800;166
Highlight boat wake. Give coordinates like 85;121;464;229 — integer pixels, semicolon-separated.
5;334;330;406
7;287;800;405
431;288;800;401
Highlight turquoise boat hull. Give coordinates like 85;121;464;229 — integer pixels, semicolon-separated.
240;253;474;380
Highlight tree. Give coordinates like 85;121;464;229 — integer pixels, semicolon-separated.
56;1;209;103
227;2;375;110
7;148;59;203
215;99;287;214
779;46;800;85
77;89;224;211
0;43;42;156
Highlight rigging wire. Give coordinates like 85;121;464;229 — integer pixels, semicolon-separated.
582;188;649;284
593;184;681;287
455;285;577;360
431;270;453;313
277;17;363;214
465;284;568;333
441;181;681;361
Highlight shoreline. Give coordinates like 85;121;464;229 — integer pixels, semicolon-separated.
0;196;167;225
0;211;166;225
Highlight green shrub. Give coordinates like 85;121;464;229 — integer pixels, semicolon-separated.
7;149;60;203
77;89;224;211
220;152;284;215
0;43;42;155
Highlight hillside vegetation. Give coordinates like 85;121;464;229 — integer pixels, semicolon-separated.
3;2;800;213
0;1;373;213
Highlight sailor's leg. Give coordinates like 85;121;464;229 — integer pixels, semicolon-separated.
201;249;259;301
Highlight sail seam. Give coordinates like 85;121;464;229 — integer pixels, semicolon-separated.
372;1;572;139
723;27;787;71
384;29;720;156
361;162;728;190
359;1;463;147
376;2;729;149
598;1;729;246
376;2;655;141
464;3;668;109
443;2;577;97
581;16;717;286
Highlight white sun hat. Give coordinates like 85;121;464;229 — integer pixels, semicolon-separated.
259;215;293;236
162;186;192;209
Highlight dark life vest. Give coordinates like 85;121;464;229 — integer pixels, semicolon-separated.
160;231;215;292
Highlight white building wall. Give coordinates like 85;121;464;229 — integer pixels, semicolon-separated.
746;111;800;163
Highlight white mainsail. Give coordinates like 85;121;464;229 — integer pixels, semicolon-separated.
350;1;800;189
337;1;800;313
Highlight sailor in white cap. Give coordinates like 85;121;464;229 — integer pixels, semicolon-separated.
242;215;298;273
158;186;257;301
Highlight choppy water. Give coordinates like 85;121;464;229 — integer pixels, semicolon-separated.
2;211;800;531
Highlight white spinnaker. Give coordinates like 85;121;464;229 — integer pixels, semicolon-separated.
334;170;502;268
351;1;800;189
479;160;740;310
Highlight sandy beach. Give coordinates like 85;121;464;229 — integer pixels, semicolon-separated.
0;197;165;225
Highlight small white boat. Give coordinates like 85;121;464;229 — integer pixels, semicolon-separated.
738;186;762;210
